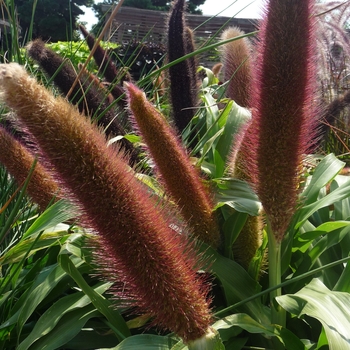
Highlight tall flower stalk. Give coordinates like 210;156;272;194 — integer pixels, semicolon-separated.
220;27;252;108
0;126;60;210
0;63;212;343
26;39;137;162
125;82;220;248
241;0;317;325
167;0;198;134
79;25;128;102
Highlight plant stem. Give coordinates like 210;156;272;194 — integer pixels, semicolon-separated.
267;222;286;328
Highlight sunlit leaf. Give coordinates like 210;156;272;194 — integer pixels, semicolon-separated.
214;101;251;177
0;231;69;265
277;278;350;349
17;283;112;350
101;334;177;350
213;178;261;216
301;154;345;205
295;178;350;230
212;313;306;349
22;200;77;239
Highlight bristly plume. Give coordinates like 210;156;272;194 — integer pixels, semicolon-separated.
227;121;264;274
79;25;128;102
167;0;198;134
184;26;199;101
211;62;223;78
125;82;220;248
26;39;138;163
0;63;212;343
220;27;252;108
26;39;92;113
242;0;317;241
0;126;60;210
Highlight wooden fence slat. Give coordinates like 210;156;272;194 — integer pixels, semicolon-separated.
101;5;258;67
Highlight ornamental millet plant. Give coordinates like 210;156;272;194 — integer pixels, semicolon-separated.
0;63;213;344
26;39;137;162
125;82;220;248
79;24;129;102
220;26;252;108
0;126;60;210
236;0;317;324
219;27;262;273
167;0;198;134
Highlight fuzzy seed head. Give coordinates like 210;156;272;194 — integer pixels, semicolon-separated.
125;82;220;248
220;27;252;108
167;0;198;133
0;63;212;342
0;126;60;210
243;0;318;241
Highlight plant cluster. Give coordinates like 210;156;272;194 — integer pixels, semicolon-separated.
1;0;350;349
109;41;166;81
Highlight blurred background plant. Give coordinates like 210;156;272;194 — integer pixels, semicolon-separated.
316;1;350;163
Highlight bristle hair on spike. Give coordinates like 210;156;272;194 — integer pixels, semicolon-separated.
26;38;138;164
239;0;318;241
0;126;61;210
220;26;252;108
167;0;198;134
125;82;221;248
0;63;212;343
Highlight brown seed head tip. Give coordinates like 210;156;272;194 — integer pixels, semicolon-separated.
124;82;146;107
220;26;252;107
79;24;89;37
0;63;24;88
221;26;244;41
245;0;317;240
26;39;47;60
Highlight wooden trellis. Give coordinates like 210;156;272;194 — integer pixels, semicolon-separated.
101;5;258;67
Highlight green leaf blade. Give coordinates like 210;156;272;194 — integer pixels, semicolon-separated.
277;279;350;349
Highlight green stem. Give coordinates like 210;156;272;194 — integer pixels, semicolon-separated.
267;222;286;327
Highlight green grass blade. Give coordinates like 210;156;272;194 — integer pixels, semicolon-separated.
301;154;345;206
0;231;69;265
0;261;73;335
15;262;76;337
331;175;350;220
214;101;251;178
296;178;350;230
17;282;112;350
214;178;261;216
201;245;269;324
58;253;131;341
101;334;178;350
0;160;37;244
22;200;77;239
29;306;101;350
212;313;306;350
222;210;248;259
277;278;350;349
334;257;350;292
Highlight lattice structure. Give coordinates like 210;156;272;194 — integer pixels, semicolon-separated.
101;5;258;67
